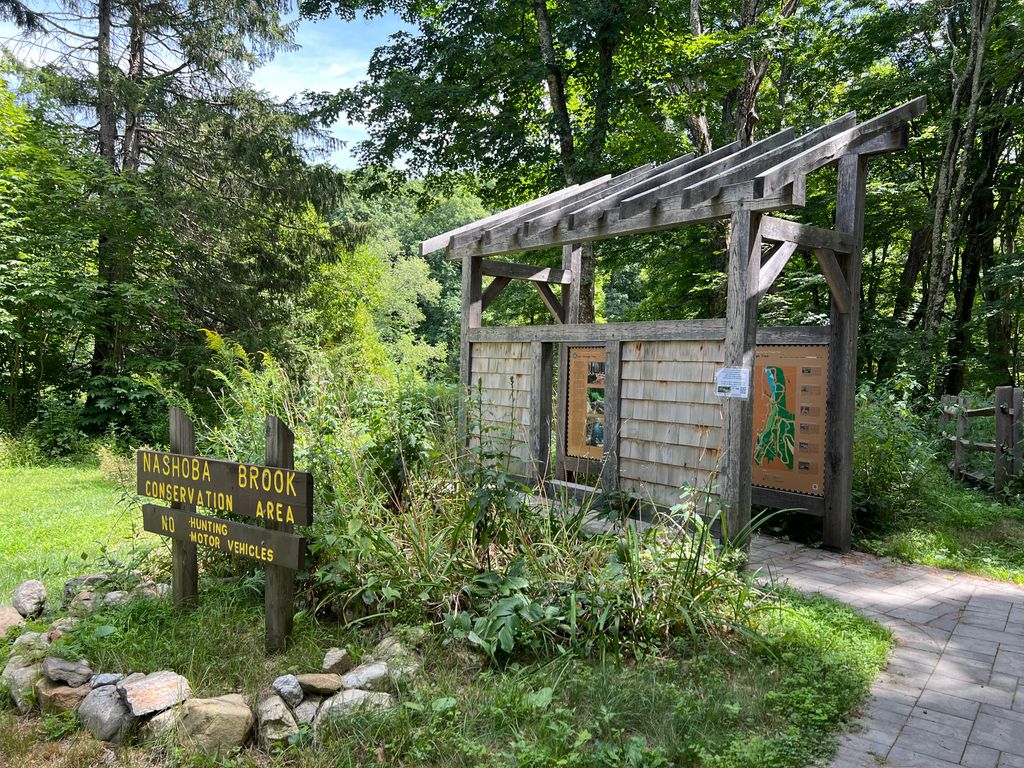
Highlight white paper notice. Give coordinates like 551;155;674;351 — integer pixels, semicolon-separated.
715;367;751;399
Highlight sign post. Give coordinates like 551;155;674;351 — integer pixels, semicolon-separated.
138;410;312;651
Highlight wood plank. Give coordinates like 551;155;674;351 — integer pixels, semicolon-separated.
528;341;553;482
1014;388;1023;477
945;435;997;453
619;129;797;219
822;153;866;553
620;359;719;384
622;339;725;363
481;259;572;284
757;242;799;298
760;216;856;254
601;340;622;495
458;252;482;451
264;415;297;652
755;97;927;196
533;282;565;323
995;386;1014;491
814;248;852;313
169;407;198;610
481;276;511;312
751;486;825;516
620;402;724;428
468;321;830;346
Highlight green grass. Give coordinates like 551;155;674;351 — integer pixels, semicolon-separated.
2;581;889;768
0;465;144;601
858;467;1024;583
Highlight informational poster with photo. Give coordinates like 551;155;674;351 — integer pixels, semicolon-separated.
751;346;828;497
566;346;606;460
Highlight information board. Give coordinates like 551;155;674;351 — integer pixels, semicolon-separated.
751;345;828;497
566;346;606;460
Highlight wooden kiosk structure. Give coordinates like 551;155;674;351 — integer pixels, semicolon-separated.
423;99;925;552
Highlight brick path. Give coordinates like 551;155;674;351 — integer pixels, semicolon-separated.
750;535;1024;767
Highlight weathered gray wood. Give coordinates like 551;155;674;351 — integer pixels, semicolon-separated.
480;259;573;284
995;386;1013;490
554;343;569;481
675;114;858;210
619;129;798;219
945;435;997;453
601;340;622;496
954;395;968;481
750;486;825;517
527;341;553;482
562;244;582;324
719;210;761;547
813;248;852;313
1012;388;1023;477
533;282;565;323
169;407;198;609
458;252;483;450
468;320;830;345
265;415;297;653
823;153;867;553
854;125;909;156
757;242;799;298
481;276;511;311
760;216;856;254
755;97;927;196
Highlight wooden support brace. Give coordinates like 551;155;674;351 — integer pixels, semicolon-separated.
814;248;852;313
757;242;798;299
534;281;565;323
480;258;573;284
760;216;856;254
481;276;511;311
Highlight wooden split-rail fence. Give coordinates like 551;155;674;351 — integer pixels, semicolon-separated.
940;386;1023;492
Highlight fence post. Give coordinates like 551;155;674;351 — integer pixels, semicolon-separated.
264;415;297;653
954;394;968;482
1013;387;1023;479
169;407;199;608
995;386;1013;491
940;394;954;437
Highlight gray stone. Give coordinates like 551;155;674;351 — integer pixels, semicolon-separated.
12;579;46;618
272;673;303;708
293;695;322;726
295;673;343;695
339;661;392;692
180;694;253;754
117;670;191;716
142;705;183;743
155;584;171;598
11;630;49;661
35;677;90;714
1;655;42;713
370;635;406;662
0;605;24;637
78;685;134;743
70;590;97;614
46;616;78;643
316;689;395;726
101;590;131;608
91;672;124;689
257;693;299;747
42;656;93;687
322;647;354;675
63;574;109;603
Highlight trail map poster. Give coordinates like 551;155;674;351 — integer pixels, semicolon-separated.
752;345;828;497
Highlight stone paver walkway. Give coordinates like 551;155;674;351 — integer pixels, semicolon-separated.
750;534;1024;768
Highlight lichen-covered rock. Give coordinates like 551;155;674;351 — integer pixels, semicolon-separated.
180;694;253;754
46;616;78;643
11;631;49;661
63;574;109;603
316;689;395;726
293;695;322;726
101;590;131;608
322;647;353;675
2;655;42;713
370;635;405;662
0;606;24;637
42;656;93;687
91;672;124;689
257;693;298;747
12;580;46;618
271;674;303;708
339;661;391;692
117;670;191;716
295;673;343;695
78;685;134;743
35;677;90;714
70;590;97;614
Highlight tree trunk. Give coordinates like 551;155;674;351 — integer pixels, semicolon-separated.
532;0;575;186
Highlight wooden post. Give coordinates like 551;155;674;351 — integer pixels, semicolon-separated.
458;250;483;451
822;153;867;552
939;394;954;436
169;407;198;608
555;243;583;480
264;415;297;653
528;341;553;482
995;386;1013;491
954;394;968;482
601;340;622;496
1013;388;1023;478
720;209;761;546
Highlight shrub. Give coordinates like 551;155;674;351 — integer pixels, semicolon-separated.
28;390;88;460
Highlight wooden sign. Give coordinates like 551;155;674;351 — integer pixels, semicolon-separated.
142;505;305;571
752;345;828;497
136;450;313;526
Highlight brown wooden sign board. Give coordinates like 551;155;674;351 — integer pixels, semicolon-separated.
751;345;829;497
142;504;306;571
136;450;313;526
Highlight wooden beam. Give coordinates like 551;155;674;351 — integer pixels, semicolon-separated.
169;407;198;610
823;153;867;553
619;130;797;220
528;341;553;482
720;210;761;548
480;258;572;284
264;415;296;652
468;320;831;345
854;125;909;156
562;244;582;324
601;340;622;497
481;276;511;311
756;97;927;197
458;251;482;450
813;247;852;313
760;215;856;253
534;281;565;323
757;242;798;299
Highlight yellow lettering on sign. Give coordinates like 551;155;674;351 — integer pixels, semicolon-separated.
160;514;175;534
286;472;296;496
